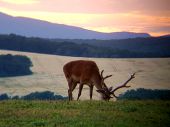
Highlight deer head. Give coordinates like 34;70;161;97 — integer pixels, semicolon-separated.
97;72;137;101
96;70;113;100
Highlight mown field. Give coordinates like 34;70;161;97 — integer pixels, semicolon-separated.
0;100;170;127
0;50;170;100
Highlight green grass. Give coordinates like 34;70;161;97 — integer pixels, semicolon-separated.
0;100;170;127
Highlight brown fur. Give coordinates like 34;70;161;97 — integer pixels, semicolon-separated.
63;60;107;100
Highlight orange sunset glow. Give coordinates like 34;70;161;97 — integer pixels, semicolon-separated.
0;0;170;36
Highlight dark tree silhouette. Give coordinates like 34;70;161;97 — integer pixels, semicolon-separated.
0;94;9;100
21;91;68;100
0;91;68;100
118;88;170;100
0;54;33;77
0;34;170;58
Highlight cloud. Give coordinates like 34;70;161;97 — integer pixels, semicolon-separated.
1;0;170;15
0;0;170;36
0;0;39;4
140;26;170;36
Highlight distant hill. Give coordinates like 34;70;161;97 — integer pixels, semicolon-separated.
0;34;170;58
159;34;170;38
0;12;150;39
65;37;170;53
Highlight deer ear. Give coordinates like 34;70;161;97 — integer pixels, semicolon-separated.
96;89;110;96
97;89;113;100
96;89;105;94
108;87;113;92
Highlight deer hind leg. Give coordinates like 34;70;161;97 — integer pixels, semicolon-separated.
77;83;84;100
90;85;94;100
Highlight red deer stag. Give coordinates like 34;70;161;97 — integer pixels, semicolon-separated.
63;60;136;101
63;60;112;100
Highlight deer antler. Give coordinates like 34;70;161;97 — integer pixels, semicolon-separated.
101;70;112;80
110;72;138;98
101;70;104;78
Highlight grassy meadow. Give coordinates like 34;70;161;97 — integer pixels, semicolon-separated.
0;100;170;127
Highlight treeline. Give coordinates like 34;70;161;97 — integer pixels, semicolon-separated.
1;89;170;101
0;34;170;58
0;91;68;100
118;88;170;100
64;37;170;54
0;54;32;77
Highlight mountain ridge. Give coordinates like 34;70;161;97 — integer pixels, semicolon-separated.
0;12;150;39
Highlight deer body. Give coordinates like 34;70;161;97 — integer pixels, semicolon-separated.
63;60;107;100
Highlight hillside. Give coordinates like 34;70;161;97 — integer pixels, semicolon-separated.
0;100;169;127
0;34;170;58
66;37;170;53
0;50;170;100
0;12;150;39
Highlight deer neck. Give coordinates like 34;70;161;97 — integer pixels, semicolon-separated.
92;74;103;90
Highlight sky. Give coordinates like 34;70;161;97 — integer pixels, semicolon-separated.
0;0;170;36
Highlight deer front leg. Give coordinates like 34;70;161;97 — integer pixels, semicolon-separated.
90;85;94;100
68;80;77;101
77;83;84;100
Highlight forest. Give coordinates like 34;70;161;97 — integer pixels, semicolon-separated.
118;88;170;100
1;89;170;101
0;34;170;58
0;54;32;77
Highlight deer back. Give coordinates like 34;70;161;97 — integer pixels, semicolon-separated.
63;60;102;85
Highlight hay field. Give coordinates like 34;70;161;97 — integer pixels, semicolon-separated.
0;50;170;100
